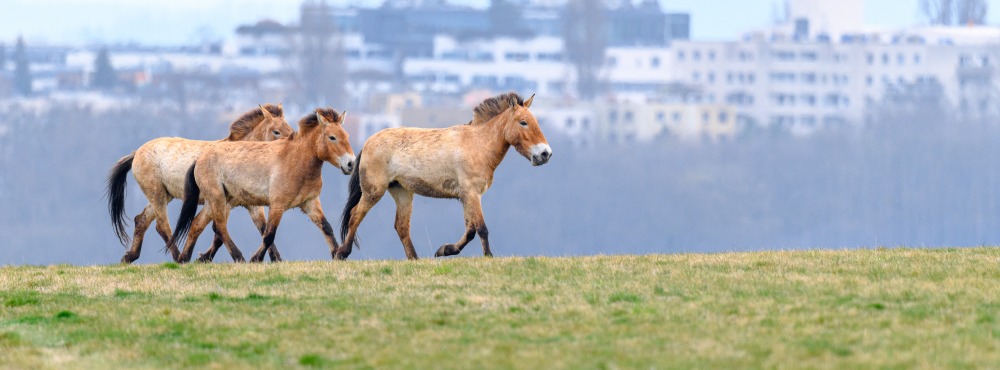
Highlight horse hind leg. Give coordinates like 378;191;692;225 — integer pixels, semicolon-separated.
121;205;156;264
337;186;386;260
196;226;225;263
248;206;282;262
435;193;488;258
177;209;211;263
251;207;286;263
388;187;419;260
211;206;245;263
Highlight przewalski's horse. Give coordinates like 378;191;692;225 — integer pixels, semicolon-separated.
337;92;552;260
106;105;293;263
167;108;356;263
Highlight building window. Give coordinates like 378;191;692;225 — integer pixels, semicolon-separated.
772;51;795;61
693;50;701;60
651;57;660;68
677;50;685;61
656;111;665;123
867;53;874;65
708;51;716;61
897;53;905;65
748;73;756;84
719;112;728;122
505;52;530;62
565;117;575;128
707;72;715;84
801;73;817;84
692;71;700;81
882;53;889;65
914;54;922;65
672;112;682;122
607;56;617;67
800;51;818;61
624;111;634;123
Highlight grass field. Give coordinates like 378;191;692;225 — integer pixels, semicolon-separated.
0;248;998;369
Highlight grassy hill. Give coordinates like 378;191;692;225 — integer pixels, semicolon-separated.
1;248;998;369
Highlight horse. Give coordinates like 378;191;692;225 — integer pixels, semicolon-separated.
337;92;552;260
166;108;356;263
106;104;293;263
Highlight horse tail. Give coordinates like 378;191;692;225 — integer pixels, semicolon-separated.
167;163;200;253
340;150;362;249
106;152;135;247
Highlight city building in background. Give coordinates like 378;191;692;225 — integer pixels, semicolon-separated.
2;0;1000;143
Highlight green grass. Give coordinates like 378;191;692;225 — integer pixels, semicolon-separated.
0;248;998;369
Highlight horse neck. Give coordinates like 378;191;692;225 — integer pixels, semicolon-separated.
288;128;325;168
473;117;512;173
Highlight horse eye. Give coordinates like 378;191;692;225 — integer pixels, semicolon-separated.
519;120;528;127
273;130;280;136
328;135;336;142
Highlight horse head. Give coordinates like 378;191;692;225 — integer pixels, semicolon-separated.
501;94;552;166
301;108;356;175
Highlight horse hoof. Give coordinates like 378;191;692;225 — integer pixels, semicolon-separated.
196;254;212;263
120;254;137;264
435;244;458;257
333;252;350;260
233;255;247;263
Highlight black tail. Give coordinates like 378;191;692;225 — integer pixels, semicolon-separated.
106;152;135;247
167;163;200;253
340;150;362;249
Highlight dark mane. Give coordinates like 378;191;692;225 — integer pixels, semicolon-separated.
298;108;342;127
472;92;524;124
227;104;283;141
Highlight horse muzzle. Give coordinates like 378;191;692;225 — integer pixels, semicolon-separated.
529;144;552;166
338;154;356;175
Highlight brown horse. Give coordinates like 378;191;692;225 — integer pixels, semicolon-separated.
167;108;356;263
107;105;293;263
337;92;552;260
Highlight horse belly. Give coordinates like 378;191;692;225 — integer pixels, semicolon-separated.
220;172;271;207
395;176;459;199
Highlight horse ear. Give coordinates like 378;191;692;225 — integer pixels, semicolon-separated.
339;111;347;124
523;94;535;108
260;105;273;119
277;103;283;115
316;111;328;126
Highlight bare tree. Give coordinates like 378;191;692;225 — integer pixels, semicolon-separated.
563;0;606;100
921;0;954;25
957;0;988;25
13;36;31;96
294;1;347;107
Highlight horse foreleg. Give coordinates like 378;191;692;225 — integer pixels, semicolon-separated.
435;194;489;258
300;199;340;260
388;187;419;260
251;207;285;263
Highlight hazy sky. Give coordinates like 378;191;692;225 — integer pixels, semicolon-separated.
4;0;1000;45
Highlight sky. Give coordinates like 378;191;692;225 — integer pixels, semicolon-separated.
4;0;1000;45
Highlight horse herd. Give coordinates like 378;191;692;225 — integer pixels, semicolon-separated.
106;92;553;263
